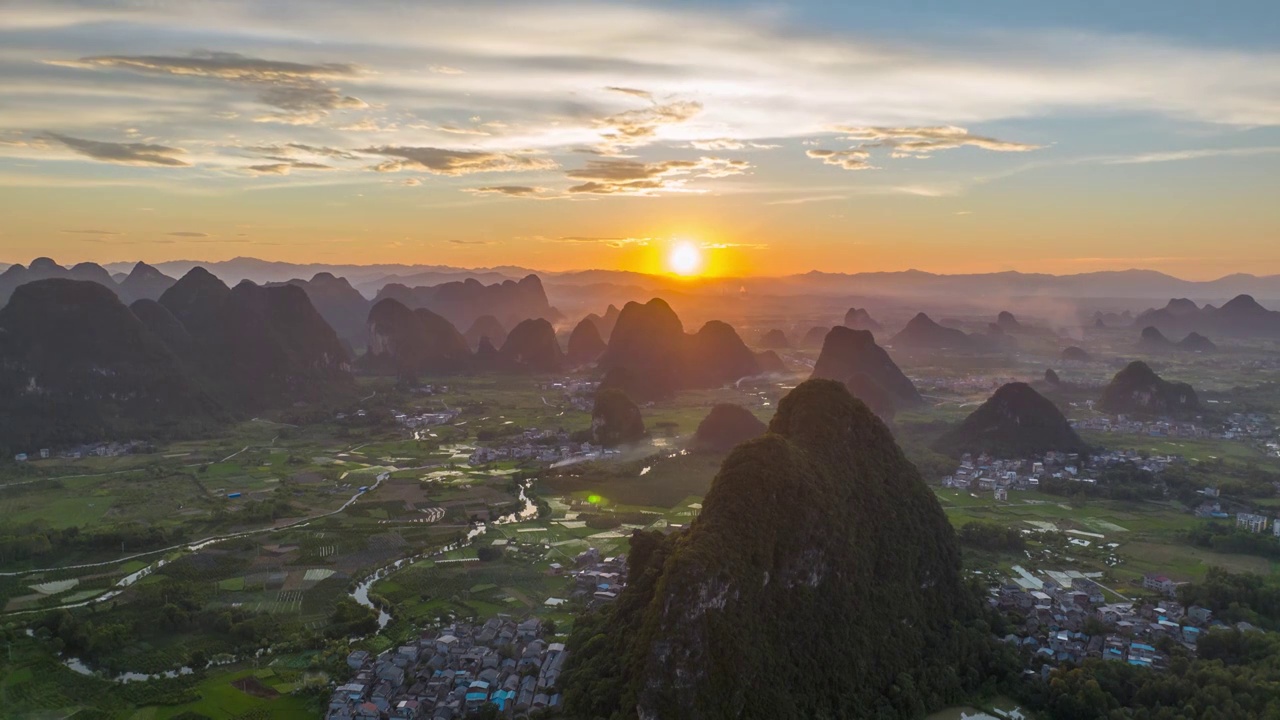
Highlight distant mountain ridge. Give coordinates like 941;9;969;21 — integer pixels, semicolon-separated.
1135;295;1280;338
374;274;561;332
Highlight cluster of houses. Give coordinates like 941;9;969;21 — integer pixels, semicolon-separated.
327;618;568;720
467;429;614;467
941;449;1181;496
1072;414;1212;439
396;411;461;429
12;440;150;463
1236;512;1280;537
995;568;1260;673
327;550;629;719
537;379;598;413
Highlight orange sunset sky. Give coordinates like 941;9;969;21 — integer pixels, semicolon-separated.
2;1;1278;278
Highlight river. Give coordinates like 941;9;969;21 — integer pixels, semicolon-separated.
347;480;536;632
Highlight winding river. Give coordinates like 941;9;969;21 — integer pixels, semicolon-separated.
56;477;535;682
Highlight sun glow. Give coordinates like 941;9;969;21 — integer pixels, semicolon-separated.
667;240;704;276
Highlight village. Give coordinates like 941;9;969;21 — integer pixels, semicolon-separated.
993;565;1268;676
940;448;1182;496
326;551;629;719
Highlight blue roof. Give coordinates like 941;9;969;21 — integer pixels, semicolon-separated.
1131;643;1156;651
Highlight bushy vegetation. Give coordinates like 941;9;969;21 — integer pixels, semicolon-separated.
560;380;1016;719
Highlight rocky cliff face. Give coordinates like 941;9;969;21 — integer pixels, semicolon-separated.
810;326;921;405
1099;361;1200;416
562;380;1001;719
934;382;1087;458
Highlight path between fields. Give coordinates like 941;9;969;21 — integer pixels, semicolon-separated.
0;471;389;584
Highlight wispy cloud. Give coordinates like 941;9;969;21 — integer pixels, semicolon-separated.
765;195;845;206
463;185;558;199
44;133;191;167
565;156;749;195
362;146;557;175
805;149;874;171
166;231;208;237
54;51;366;125
556;236;652;248
61;229;122;235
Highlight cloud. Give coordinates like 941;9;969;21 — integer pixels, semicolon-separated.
605;87;654;101
805;149;874;171
448;239;492;245
361;146;557;175
593;91;702;152
807;126;1037;171
1099;146;1280;164
701;242;768;249
834;125;1041;156
401;178;422;186
463;185;557;199
689;138;779;151
166;231;208;237
556;236;652;248
61;229;122;235
337;118;397;132
247;161;333;175
765;195;845;206
429;65;465;75
44;132;191;167
57;52;365;125
565;156;750;195
437;125;491;136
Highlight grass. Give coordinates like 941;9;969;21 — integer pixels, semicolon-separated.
146;668;316;720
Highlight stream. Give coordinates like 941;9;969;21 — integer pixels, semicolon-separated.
57;478;535;682
347;481;537;632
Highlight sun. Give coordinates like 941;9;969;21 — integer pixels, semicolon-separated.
667;240;704;276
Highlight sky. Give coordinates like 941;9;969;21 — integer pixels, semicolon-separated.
1;0;1278;278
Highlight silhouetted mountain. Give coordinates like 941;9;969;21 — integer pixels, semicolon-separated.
1135;295;1280;338
373;274;560;331
843;307;883;333
562;379;999;718
801;325;829;348
1178;332;1217;352
1137;326;1175;353
565;318;607;366
279;273;372;351
0;257;115;305
1061;346;1092;362
692;404;766;452
684;320;761;389
844;372;898;421
1044;368;1061;385
598;299;759;400
129;298;196;360
934;382;1086;458
159;270;353;410
582;304;622;342
1099;361;1200;416
464;315;508;351
810;326;921;405
116;262;176;304
363;298;471;377
995;311;1021;332
591;388;645;447
0;280;221;454
496;318;563;373
890;312;987;351
754;350;786;374
758;329;790;349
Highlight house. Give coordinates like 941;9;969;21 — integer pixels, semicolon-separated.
1188;606;1213;624
1142;574;1178;597
347;650;371;671
1237;513;1269;533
